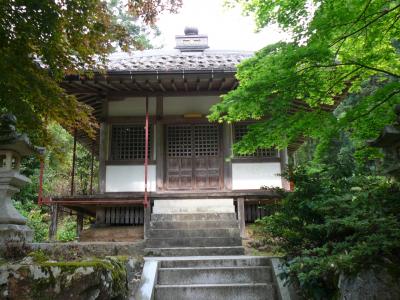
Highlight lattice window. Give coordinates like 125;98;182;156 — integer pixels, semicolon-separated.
194;125;219;157
110;125;152;161
233;124;277;158
167;125;192;157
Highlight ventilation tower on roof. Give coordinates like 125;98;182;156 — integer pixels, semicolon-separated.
175;26;209;52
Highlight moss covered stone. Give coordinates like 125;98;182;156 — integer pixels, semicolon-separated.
0;255;139;299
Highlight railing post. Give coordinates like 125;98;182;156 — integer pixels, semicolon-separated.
71;128;77;196
237;197;246;238
49;203;58;241
90;141;95;195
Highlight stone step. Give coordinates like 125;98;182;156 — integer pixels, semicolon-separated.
144;246;245;256
158;266;273;285
160;257;271;268
150;220;239;230
153;199;235;214
155;283;275;300
146;237;242;248
151;213;237;222
148;228;240;239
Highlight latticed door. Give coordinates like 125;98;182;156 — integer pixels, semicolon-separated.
166;124;222;190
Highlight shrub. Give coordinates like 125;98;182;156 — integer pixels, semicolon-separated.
261;166;400;299
57;215;77;242
14;200;49;242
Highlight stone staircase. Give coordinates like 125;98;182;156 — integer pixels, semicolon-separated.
144;199;245;256
153;256;279;300
136;199;283;300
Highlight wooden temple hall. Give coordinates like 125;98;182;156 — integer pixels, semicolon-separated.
46;27;291;239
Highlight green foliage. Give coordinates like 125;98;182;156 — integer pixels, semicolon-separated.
56;216;77;242
210;1;400;161
0;0;181;146
259;143;400;298
14;200;49;242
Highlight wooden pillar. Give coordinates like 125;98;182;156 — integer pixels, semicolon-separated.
223;123;233;190
144;205;151;240
155;96;164;191
237;197;246;238
90;142;95;195
70;128;77;196
280;148;291;191
49;204;58;241
96;207;106;226
99;122;107;193
76;213;84;238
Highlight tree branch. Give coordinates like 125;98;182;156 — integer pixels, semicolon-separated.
331;4;400;46
348;89;400;123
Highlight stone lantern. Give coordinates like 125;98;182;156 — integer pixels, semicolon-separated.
369;104;400;180
0;114;43;243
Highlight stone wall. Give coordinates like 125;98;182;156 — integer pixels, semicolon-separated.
0;254;143;300
339;269;400;300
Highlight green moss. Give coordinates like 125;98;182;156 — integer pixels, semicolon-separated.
28;250;49;264
17;255;130;299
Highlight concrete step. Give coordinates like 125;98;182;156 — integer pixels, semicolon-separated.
160;257;271;268
150;220;239;229
158;266;272;285
145;246;245;256
153;199;235;214
155;283;275;300
146;236;242;248
148;228;240;239
151;213;237;222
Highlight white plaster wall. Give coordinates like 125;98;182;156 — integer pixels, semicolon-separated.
108;97;156;116
106;165;156;192
232;162;282;190
163;96;220;116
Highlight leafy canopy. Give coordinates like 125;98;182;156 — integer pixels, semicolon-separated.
0;0;181;146
210;0;400;159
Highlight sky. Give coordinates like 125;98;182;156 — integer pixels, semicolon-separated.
153;0;289;51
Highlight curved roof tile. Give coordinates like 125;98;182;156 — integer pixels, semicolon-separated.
106;49;253;72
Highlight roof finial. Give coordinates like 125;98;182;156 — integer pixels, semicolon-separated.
184;26;198;35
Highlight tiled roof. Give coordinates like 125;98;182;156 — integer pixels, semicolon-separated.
106;49;253;72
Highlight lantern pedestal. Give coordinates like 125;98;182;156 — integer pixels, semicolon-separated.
0;171;33;243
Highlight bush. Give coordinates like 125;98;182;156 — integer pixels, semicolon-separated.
14;200;49;242
261;166;400;299
57;215;77;242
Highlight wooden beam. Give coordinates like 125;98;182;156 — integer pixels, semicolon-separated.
196;78;201;91
219;78;226;91
105;90;224;98
158;80;166;92
145;80;154;92
184;79;188;92
208;78;213;90
171;79;177;91
95;81;119;91
133;79;143;91
231;80;239;90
